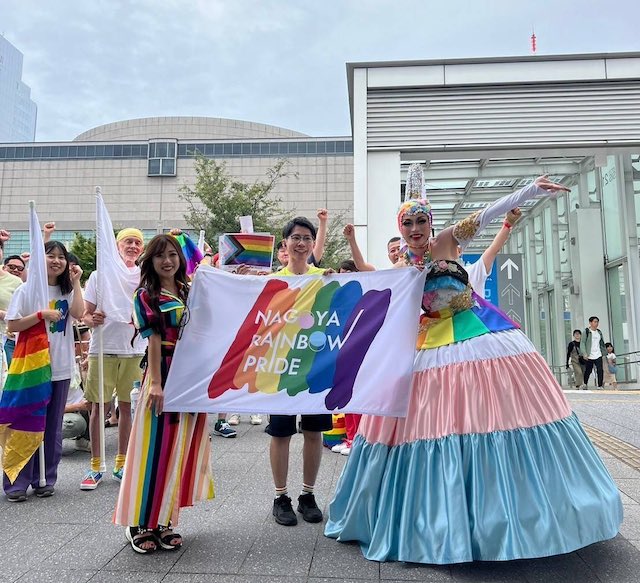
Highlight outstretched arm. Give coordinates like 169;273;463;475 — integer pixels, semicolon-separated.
343;224;375;271
479;208;522;271
313;209;328;263
451;177;569;249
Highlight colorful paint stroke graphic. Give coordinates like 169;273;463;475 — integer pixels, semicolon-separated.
208;278;391;409
219;233;275;271
173;233;204;277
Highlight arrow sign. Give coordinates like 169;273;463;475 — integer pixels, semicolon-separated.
506;309;522;324
500;284;521;306
500;258;519;279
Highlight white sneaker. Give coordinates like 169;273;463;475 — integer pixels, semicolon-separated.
250;415;263;425
340;447;351;456
74;438;91;452
228;414;240;426
331;443;349;453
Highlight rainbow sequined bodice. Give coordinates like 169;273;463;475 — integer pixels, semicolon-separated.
422;259;474;317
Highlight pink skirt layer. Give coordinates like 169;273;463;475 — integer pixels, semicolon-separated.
359;349;571;447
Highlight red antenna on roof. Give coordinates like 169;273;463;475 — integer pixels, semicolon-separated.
531;27;537;54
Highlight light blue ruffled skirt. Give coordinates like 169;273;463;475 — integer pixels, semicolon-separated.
325;414;622;564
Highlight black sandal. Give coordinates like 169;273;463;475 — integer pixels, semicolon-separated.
154;524;183;550
126;526;157;554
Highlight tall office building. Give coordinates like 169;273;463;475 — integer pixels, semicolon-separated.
0;35;37;142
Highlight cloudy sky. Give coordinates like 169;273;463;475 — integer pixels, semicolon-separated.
1;0;639;142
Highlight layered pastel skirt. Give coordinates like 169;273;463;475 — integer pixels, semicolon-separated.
324;325;622;564
114;380;214;529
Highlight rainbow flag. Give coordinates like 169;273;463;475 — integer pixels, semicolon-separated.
219;233;274;271
0;203;52;484
173;233;204;277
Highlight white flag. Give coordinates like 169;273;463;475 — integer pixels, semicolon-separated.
25;201;49;314
95;189;140;323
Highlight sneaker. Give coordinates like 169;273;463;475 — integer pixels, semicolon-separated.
74;437;91;452
112;467;124;482
331;442;349;453
273;495;298;526
6;490;27;503
340;447;351;456
250;414;263;425
213;421;237;438
35;485;55;498
297;493;323;523
80;470;103;490
228;414;240;426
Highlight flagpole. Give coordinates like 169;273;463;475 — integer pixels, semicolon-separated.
30;200;48;488
95;187;107;474
197;230;205;252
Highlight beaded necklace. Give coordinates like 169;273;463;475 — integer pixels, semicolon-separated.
401;245;431;267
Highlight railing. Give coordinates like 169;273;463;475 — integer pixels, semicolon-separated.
550;350;640;388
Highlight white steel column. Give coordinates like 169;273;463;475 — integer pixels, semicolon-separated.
550;198;566;368
367;151;401;268
352;67;369;260
621;156;640;381
525;219;541;349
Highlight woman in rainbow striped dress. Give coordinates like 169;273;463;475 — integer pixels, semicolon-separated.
114;234;214;554
325;173;622;564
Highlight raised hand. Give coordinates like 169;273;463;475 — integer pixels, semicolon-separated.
0;229;11;242
317;208;329;223
534;175;571;194
506;208;522;227
70;264;83;283
343;223;355;240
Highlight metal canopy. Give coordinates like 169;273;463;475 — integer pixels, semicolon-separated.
400;155;587;251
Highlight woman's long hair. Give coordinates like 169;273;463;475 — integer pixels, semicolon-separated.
138;235;189;312
45;240;73;294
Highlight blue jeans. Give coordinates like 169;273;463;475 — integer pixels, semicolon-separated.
4;338;15;367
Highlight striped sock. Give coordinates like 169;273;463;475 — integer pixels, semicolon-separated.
275;486;288;498
114;454;126;471
301;483;314;496
90;457;101;472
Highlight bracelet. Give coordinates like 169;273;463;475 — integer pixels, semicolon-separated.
37;311;43;321
503;221;513;230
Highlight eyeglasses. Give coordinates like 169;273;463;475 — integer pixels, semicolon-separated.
288;235;314;243
6;264;25;272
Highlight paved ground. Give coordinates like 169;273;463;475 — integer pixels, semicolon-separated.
2;390;640;583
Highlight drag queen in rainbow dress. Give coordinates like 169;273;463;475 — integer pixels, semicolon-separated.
324;171;622;564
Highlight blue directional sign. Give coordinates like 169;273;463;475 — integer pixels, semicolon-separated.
460;253;499;306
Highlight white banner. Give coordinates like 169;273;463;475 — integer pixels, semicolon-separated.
164;267;426;417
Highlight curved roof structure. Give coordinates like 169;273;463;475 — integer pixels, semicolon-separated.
74;116;309;141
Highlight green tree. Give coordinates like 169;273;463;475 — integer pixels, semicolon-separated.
180;156;294;251
317;209;351;270
69;232;96;284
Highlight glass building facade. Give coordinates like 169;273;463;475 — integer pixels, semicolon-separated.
0;36;37;142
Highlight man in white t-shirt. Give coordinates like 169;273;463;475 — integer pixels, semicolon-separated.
581;316;606;388
464;209;522;297
80;228;146;490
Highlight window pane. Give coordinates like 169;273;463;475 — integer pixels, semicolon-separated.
335;141;345;153
167;143;175;157
148;159;161;175
161;159;175;175
223;143;233;156
307;142;317;154
156;143;168;158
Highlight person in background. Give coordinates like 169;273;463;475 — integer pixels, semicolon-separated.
0;233;23;369
343;225;400;271
4;255;27;283
581;316;606;389
566;329;586;389
604;342;618;389
80;228;146;490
